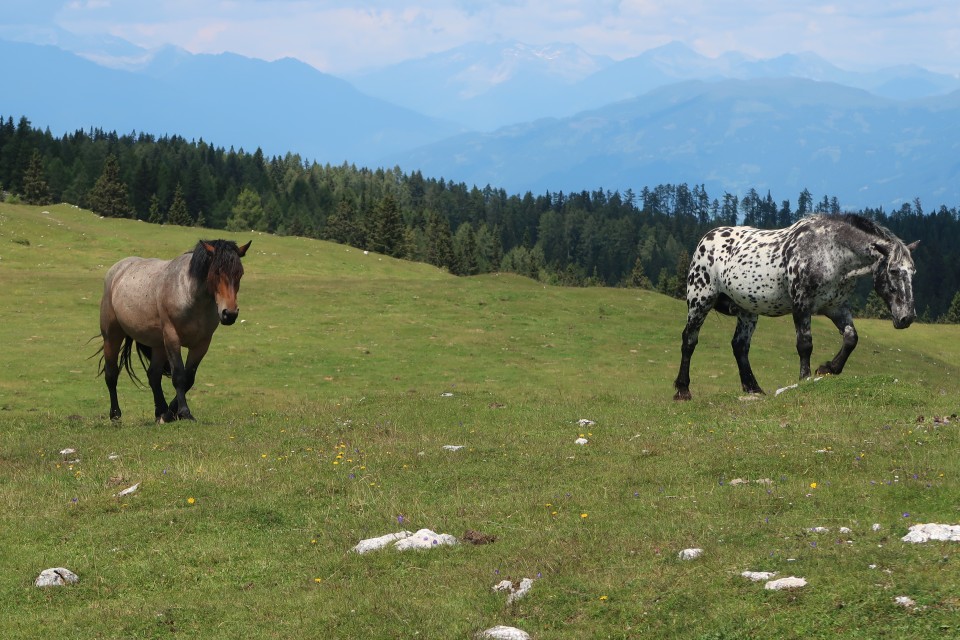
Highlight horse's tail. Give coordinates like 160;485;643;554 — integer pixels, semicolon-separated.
119;338;152;387
93;336;147;387
92;336;167;385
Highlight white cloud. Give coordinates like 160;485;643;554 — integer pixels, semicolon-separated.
34;0;960;74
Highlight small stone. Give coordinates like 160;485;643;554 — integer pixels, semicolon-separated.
393;528;458;551
741;570;777;581
901;523;960;543
678;548;703;560
35;568;79;587
764;576;807;590
493;577;535;604
894;595;916;608
577;419;596;426
479;626;530;640
442;445;464;451
352;531;412;554
574;437;589;445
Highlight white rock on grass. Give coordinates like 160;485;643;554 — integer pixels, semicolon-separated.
479;626;530;640
741;571;777;582
894;595;917;608
901;523;960;543
577;419;596;427
574;437;589;445
764;576;807;590
113;482;140;497
493;577;535;604
352;531;412;554
35;567;79;587
393;528;459;551
678;548;704;560
442;445;464;452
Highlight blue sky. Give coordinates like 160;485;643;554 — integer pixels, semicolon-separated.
3;1;959;75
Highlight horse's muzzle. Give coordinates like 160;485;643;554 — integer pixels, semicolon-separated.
893;314;915;330
221;309;239;325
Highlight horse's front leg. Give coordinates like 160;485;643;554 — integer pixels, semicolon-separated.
732;313;764;394
792;310;814;379
816;309;857;376
147;347;170;422
163;340;210;423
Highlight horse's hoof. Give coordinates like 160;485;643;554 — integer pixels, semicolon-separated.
673;389;692;401
158;412;176;424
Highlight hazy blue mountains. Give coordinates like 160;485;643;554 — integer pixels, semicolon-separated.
1;39;462;165
388;78;960;209
4;35;960;209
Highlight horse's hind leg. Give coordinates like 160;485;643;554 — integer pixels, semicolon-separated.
100;326;125;420
816;310;857;376
732;313;764;394
102;337;123;420
674;297;713;401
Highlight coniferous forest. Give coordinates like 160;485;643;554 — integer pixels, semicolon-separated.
4;114;960;321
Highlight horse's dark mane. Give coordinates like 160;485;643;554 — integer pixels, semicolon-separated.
827;213;899;244
188;239;245;282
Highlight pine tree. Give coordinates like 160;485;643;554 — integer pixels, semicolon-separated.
453;223;479;276
22;150;51;205
627;256;653;289
147;194;164;224
226;187;263;232
167;183;192;226
425;211;455;271
87;154;129;217
861;290;890;319
943;291;960;323
370;194;405;257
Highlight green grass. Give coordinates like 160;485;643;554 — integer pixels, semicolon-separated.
2;203;959;639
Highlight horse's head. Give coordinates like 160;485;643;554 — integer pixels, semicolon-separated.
873;239;919;329
199;239;251;325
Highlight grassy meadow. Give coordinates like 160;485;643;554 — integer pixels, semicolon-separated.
1;203;959;639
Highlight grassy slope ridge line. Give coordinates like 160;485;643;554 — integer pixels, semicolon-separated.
1;203;958;639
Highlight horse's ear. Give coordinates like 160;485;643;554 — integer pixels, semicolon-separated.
906;240;919;252
202;241;216;255
237;240;252;257
872;241;890;257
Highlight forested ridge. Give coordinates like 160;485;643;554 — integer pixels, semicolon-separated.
5;114;960;320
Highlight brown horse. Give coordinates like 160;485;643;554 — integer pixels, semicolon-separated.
97;239;251;422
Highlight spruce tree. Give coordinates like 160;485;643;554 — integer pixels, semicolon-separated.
425;211;455;271
370;194;405;257
943;291;960;323
147;194;164;224
167;184;192;226
22;150;51;205
87;154;129;217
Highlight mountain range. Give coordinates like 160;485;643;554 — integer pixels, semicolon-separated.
4;36;960;210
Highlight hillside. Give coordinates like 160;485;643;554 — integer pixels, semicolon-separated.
2;203;960;638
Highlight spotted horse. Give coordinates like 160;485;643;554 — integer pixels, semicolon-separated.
673;214;918;401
